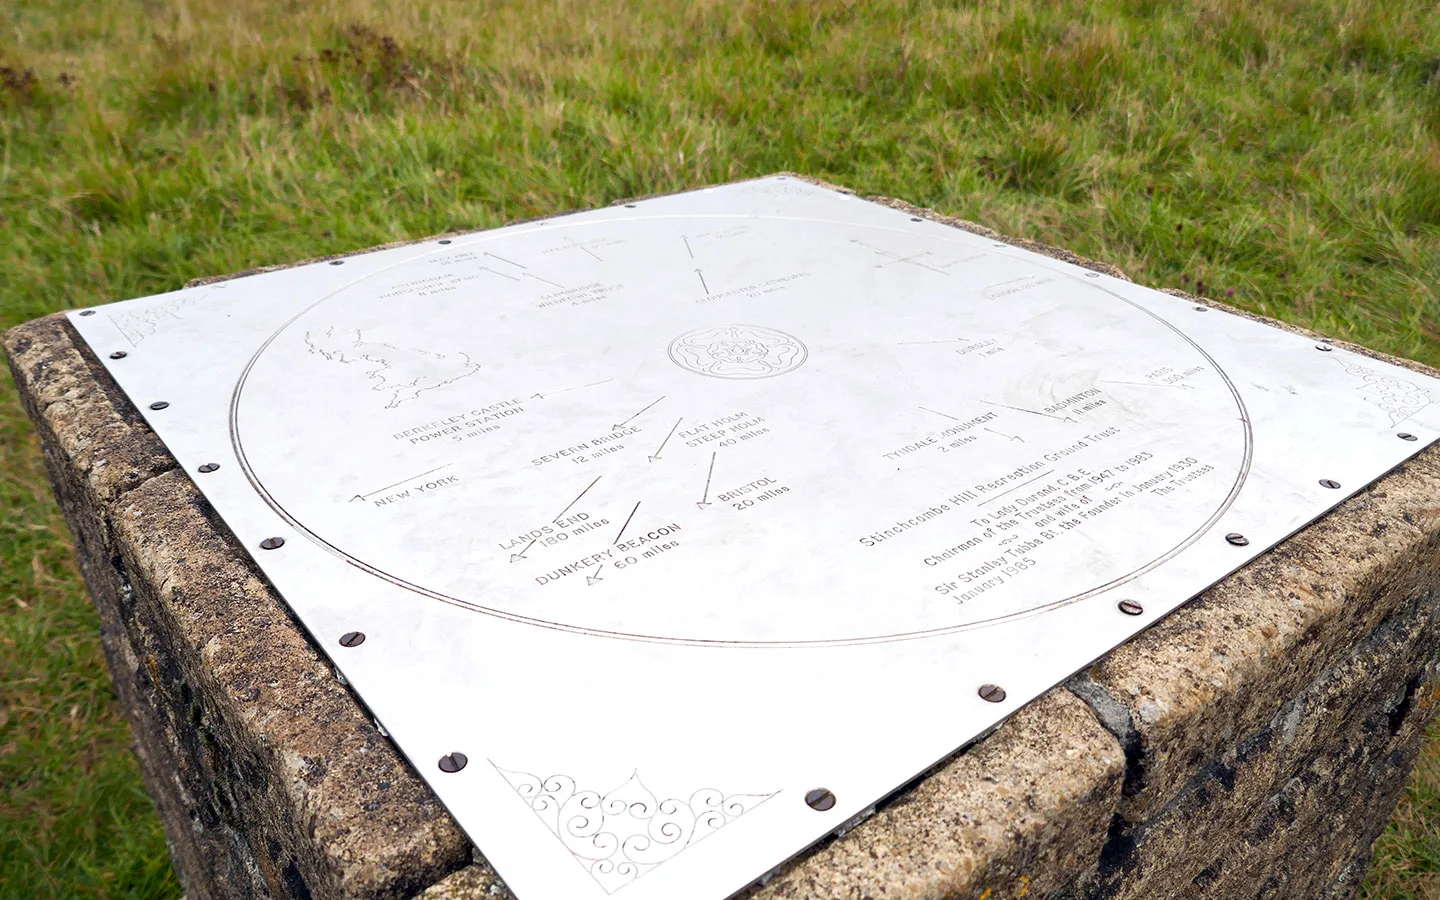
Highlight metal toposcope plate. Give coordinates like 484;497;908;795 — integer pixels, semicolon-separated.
70;177;1440;899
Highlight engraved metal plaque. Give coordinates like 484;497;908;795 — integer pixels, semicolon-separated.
70;178;1440;899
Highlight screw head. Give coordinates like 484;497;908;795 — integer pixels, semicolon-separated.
1118;599;1144;616
910;217;922;222
1316;343;1333;352
1225;532;1249;546
1194;305;1208;312
329;259;345;266
1319;478;1341;489
149;401;170;410
625;204;637;208
259;536;286;550
978;684;1007;703
438;239;452;244
78;310;96;316
339;631;366;648
438;752;469;773
804;788;836;811
1399;433;1418;441
1085;272;1100;278
109;351;128;359
197;463;220;473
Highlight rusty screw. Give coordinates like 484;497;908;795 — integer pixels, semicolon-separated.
109;351;127;359
978;684;1007;703
339;631;366;648
804;788;836;811
438;752;468;773
1225;532;1249;546
259;536;285;550
1319;479;1341;489
1118;599;1144;616
149;401;170;410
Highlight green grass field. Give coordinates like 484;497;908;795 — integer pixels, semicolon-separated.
3;0;1440;897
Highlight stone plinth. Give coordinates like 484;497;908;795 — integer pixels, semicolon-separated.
8;179;1440;900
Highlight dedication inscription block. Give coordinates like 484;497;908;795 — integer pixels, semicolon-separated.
70;178;1440;899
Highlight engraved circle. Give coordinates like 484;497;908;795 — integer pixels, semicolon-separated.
229;213;1252;647
667;325;808;380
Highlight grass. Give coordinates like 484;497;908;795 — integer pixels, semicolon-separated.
1;0;1439;896
1371;718;1440;900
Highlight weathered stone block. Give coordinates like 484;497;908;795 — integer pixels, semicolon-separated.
1078;460;1440;827
4;320;470;900
737;690;1125;900
1055;575;1440;900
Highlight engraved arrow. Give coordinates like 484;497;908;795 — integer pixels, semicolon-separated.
508;477;603;562
484;251;525;269
586;564;604;586
918;406;962;421
567;236;602;261
532;379;611;400
552;475;602;523
697;452;717;509
980;400;1076;423
695;268;710;295
649;418;683;462
984;427;1024;442
349;464;453;502
897;337;972;345
613;396;665;431
848;239;949;274
614;501;641;545
479;266;519;281
523;272;564;288
682;236;694;259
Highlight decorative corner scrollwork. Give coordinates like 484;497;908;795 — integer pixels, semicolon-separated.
493;763;777;894
1338;359;1433;426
